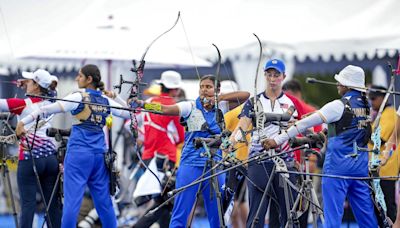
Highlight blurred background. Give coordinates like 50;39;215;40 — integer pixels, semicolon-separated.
1;0;399;106
1;0;399;227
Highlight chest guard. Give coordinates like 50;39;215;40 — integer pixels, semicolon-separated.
181;99;209;132
182;98;223;134
328;95;371;143
72;92;110;128
185;107;210;132
327;98;354;137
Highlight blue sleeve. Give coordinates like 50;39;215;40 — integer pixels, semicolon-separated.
238;99;253;119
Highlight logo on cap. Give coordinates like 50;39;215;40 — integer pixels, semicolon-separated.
264;59;285;73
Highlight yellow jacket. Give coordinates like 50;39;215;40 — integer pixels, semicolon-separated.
224;105;251;161
368;106;400;179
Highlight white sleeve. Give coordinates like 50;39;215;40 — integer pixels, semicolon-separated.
218;100;229;114
57;93;82;112
20;102;64;125
21;93;82;125
109;95;127;107
136;112;144;126
318;99;345;123
107;98;131;119
274;99;344;145
397;106;400;116
274;112;325;145
176;101;194;118
0;99;9;112
117;96;128;107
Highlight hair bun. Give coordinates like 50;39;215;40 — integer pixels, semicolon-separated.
98;81;105;91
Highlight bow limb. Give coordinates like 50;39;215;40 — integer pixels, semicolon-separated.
129;12;181;189
130;11;181;100
136;12;181;76
212;44;224;131
252;33;263;135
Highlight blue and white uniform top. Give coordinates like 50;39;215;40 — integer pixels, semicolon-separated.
68;89;111;153
177;97;229;167
21;89;132;154
240;92;298;160
319;90;370;176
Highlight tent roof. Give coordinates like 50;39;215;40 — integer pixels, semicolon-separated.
1;0;399;66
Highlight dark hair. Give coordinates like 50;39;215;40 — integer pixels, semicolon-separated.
177;89;186;101
81;64;104;91
35;80;58;96
160;83;180;93
368;85;387;98
200;75;221;89
160;83;170;93
282;79;302;93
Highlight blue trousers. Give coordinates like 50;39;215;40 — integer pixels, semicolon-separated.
170;164;225;228
17;154;62;228
62;152;116;228
322;177;377;228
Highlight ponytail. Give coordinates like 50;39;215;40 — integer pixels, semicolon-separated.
97;81;105;92
49;80;57;91
47;80;58;100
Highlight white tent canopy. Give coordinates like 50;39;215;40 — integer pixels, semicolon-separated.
14;17;212;67
1;0;399;91
1;0;399;169
2;0;399;57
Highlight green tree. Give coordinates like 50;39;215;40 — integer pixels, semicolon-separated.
294;71;372;108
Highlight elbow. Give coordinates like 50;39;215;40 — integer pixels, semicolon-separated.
161;105;178;116
241;92;250;102
161;106;169;114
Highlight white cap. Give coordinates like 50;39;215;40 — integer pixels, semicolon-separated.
50;75;58;82
220;80;239;94
156;70;183;89
22;69;58;89
334;65;366;92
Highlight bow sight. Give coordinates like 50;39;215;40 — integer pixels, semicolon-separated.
113;60;148;97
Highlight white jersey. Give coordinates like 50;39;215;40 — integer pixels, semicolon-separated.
240;92;298;157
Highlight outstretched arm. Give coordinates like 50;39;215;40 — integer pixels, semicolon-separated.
263;112;325;149
1;98;31;114
16;93;81;136
103;91;128;107
219;91;250;110
263;99;344;149
129;98;181;116
16;102;64;136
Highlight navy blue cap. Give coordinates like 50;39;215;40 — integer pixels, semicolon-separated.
264;59;285;73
